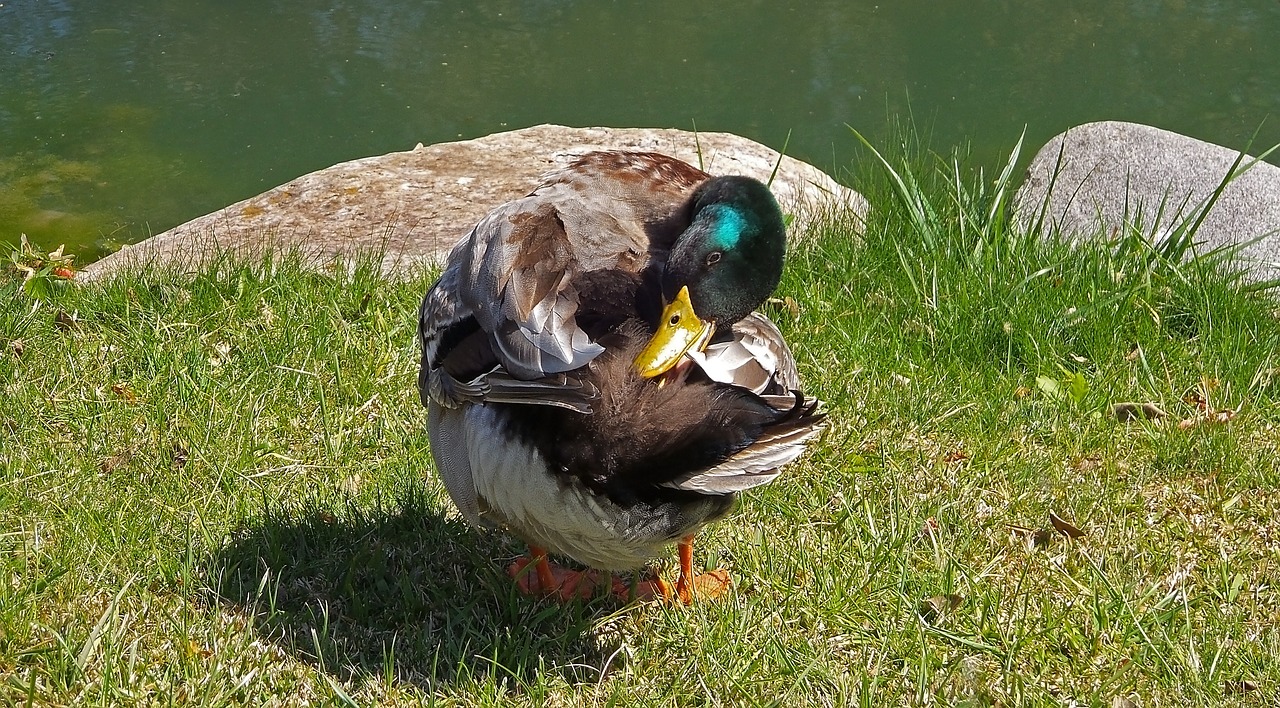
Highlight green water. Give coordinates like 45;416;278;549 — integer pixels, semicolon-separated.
4;1;1280;263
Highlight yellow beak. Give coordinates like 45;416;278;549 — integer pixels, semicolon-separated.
633;286;716;378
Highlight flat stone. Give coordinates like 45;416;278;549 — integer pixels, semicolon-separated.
82;125;865;281
1015;120;1280;280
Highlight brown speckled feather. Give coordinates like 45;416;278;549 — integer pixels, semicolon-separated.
420;151;711;386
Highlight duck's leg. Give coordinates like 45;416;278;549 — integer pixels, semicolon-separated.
673;534;732;603
619;535;732;604
507;545;622;601
528;545;558;592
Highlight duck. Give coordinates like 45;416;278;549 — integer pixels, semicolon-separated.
417;150;825;603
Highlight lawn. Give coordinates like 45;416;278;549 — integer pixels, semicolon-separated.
2;140;1279;706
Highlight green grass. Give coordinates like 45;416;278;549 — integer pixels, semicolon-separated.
3;139;1280;706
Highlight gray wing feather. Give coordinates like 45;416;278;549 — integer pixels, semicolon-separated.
496;284;603;378
688;312;802;394
459;198;605;380
478;371;598;414
426;402;490;527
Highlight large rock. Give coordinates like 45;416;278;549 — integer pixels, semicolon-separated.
1015;121;1280;279
82;125;865;281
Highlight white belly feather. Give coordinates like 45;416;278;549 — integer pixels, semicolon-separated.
463;405;705;571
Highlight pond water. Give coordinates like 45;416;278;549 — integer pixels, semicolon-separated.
4;0;1280;263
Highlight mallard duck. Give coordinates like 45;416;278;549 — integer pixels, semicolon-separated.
417;150;824;603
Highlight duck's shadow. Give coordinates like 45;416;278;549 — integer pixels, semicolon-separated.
204;491;629;691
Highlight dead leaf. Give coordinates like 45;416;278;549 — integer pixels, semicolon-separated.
1178;406;1240;431
1124;343;1141;361
1109;696;1138;708
1224;679;1258;694
1049;510;1085;540
767;295;802;320
101;450;132;474
111;382;140;404
184;639;213;660
1071;455;1103;472
170;443;189;470
919;516;940;541
1014;385;1033;399
941;449;969;464
1007;524;1054;547
917;594;963;622
6;339;23;358
53;310;79;331
1210;408;1237;424
1112;402;1167;422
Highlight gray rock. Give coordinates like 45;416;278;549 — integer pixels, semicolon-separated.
1015;120;1280;279
82;124;865;281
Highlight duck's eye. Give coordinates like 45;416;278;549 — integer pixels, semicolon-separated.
668;313;681;326
706;252;722;266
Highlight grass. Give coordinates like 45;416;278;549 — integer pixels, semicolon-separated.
3;137;1280;706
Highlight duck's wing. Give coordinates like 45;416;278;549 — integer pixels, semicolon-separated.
418;253;600;413
420;151;709;404
452;195;605;380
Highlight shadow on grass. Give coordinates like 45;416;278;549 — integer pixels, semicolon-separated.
204;489;627;692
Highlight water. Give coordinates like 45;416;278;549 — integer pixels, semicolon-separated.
4;0;1280;263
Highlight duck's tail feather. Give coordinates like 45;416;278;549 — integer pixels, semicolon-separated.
660;392;826;494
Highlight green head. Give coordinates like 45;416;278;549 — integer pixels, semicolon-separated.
662;175;786;326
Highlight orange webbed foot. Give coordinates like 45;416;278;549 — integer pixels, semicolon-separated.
678;568;732;603
618;568;732;604
613;534;732;604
